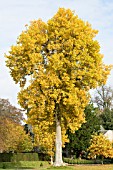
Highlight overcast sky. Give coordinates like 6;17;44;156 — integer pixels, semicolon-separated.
0;0;113;107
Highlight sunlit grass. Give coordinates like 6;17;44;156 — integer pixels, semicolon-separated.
45;165;113;170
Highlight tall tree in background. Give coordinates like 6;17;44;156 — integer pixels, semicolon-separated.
93;85;113;110
99;109;113;130
0;98;32;152
5;8;112;166
0;98;23;124
93;85;113;129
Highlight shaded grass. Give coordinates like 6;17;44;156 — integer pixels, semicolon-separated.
0;161;49;169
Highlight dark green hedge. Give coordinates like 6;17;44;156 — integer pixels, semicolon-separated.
0;153;39;162
63;157;113;164
63;158;102;164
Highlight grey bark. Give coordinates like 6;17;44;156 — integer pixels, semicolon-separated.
54;113;63;166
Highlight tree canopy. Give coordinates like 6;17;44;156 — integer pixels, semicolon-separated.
5;8;112;166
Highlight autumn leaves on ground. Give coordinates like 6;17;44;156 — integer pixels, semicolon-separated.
1;7;113;169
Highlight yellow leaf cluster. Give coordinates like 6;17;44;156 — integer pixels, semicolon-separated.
33;120;68;156
88;133;113;159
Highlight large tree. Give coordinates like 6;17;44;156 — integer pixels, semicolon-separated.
5;8;112;166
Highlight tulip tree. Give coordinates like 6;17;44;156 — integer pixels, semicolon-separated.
5;8;112;166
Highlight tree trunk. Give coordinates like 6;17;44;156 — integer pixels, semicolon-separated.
101;156;104;164
50;155;53;165
54;114;63;166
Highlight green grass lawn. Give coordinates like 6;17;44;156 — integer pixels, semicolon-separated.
0;161;49;169
46;165;113;170
0;166;113;170
0;162;113;170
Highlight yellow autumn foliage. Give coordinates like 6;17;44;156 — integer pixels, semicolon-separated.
33;120;69;156
88;133;113;159
5;8;112;152
0;119;33;152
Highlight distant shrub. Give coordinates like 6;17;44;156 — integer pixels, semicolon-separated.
40;162;43;167
2;163;7;169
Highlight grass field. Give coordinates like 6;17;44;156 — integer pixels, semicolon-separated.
0;162;113;170
47;165;113;170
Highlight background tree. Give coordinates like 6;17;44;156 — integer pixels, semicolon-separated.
92;85;113;129
5;8;112;166
88;133;113;164
93;85;113;110
99;108;113;130
0;98;32;152
0;119;33;152
64;103;100;158
0;98;24;124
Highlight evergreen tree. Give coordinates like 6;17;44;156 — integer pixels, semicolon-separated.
64;104;100;158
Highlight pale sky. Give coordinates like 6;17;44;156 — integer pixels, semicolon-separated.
0;0;113;107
